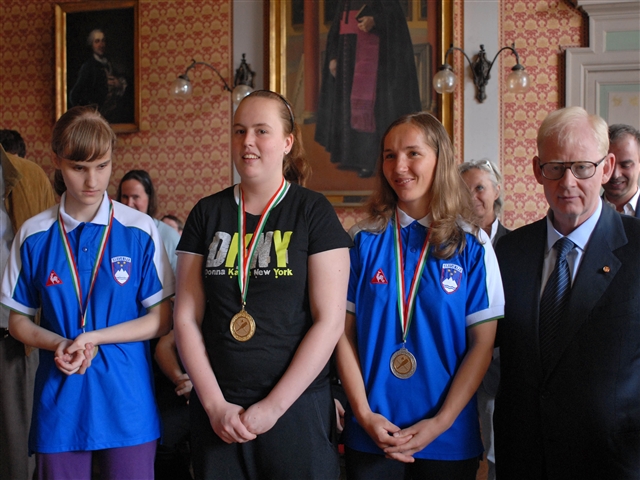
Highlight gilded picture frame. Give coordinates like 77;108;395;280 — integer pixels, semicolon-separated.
55;0;139;134
268;0;453;205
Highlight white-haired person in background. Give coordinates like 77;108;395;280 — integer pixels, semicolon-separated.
459;159;510;247
459;158;510;480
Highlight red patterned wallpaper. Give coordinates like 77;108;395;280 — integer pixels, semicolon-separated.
0;0;232;223
0;0;584;231
500;0;584;228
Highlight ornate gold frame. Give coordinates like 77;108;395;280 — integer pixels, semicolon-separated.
267;0;453;205
55;0;139;133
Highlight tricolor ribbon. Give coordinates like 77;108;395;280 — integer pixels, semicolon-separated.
58;200;113;332
237;179;290;306
393;209;431;343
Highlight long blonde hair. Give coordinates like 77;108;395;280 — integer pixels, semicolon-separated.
366;112;476;259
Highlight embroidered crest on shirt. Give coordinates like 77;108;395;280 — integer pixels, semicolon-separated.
111;256;132;285
46;270;63;286
371;268;388;284
440;263;463;294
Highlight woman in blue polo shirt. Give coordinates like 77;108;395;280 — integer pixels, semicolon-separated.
336;112;504;479
1;106;174;479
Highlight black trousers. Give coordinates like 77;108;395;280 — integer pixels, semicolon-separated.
190;387;339;480
345;447;479;480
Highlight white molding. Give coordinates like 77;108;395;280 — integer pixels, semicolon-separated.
565;0;640;118
569;0;640;15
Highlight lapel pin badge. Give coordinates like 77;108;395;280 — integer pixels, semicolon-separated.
602;266;611;273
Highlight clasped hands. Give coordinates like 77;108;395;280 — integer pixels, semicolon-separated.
54;333;98;376
360;411;446;463
209;399;284;445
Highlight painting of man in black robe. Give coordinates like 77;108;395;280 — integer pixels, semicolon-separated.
66;8;135;125
315;0;422;178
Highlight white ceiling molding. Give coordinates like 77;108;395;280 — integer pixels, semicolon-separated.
565;0;640;127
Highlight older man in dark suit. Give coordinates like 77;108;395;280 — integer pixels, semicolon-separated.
602;124;640;217
494;106;640;479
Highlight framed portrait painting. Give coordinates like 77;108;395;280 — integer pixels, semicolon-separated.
55;0;139;133
268;0;453;205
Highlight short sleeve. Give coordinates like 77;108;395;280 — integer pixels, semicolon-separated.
2;234;40;316
464;231;505;327
306;193;352;256
177;198;208;256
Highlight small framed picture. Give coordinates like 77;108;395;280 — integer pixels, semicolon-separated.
55;1;139;133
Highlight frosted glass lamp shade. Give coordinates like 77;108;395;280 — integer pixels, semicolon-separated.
171;76;192;97
506;67;530;94
433;67;457;94
232;84;253;106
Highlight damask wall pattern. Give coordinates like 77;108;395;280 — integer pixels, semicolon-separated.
1;0;585;231
0;0;233;222
500;0;584;228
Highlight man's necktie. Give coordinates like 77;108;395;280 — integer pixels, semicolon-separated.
539;237;575;369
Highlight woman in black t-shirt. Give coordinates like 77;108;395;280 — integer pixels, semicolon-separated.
174;90;352;479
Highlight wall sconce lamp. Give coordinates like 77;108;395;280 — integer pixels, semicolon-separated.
171;53;255;107
433;43;530;103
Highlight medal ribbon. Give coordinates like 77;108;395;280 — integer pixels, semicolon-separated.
58;200;114;331
237;179;290;306
393;209;431;343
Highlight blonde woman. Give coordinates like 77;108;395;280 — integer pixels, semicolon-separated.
337;112;504;479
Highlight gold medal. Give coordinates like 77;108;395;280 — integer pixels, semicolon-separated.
390;347;417;379
230;309;256;342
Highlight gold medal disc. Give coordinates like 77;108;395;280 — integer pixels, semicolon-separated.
390;347;417;379
230;309;256;342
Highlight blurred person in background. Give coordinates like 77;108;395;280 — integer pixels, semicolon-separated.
117;170;180;274
602;124;640;216
459;158;510;480
0;140;55;479
0;129;27;158
459;159;510;246
162;214;184;236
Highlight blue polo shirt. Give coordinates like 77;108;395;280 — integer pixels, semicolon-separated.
1;193;174;453
345;210;504;460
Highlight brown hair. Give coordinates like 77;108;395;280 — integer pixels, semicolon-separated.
116;170;157;217
366;112;476;259
241;90;310;186
51;106;116;196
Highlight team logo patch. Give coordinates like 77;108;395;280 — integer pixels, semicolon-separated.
46;270;62;287
371;268;388;284
111;256;132;285
441;263;463;294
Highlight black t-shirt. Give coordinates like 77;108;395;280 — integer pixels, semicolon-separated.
177;183;352;405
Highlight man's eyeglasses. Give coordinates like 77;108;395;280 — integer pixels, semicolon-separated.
538;156;606;180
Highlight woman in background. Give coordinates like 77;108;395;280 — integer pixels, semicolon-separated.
117;170;180;273
459;158;510;480
174;90;351;479
337;112;504;479
459;159;510;246
116;170;191;478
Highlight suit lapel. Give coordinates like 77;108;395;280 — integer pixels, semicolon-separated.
543;206;626;378
516;220;548;381
635;196;640;218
